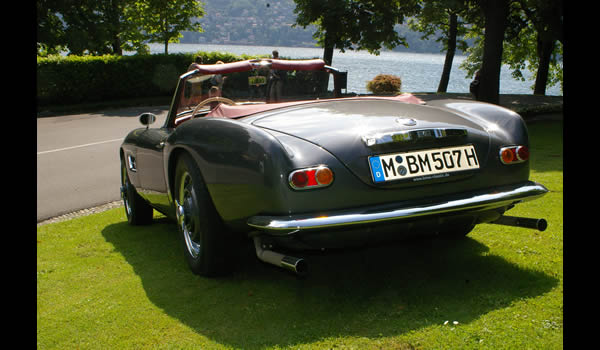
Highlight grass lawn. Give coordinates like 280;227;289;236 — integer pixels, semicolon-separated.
37;120;563;349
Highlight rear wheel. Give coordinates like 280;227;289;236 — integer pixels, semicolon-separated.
174;153;235;276
121;157;153;225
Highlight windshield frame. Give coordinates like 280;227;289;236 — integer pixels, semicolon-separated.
164;59;346;128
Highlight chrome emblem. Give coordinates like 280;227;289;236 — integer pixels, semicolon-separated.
396;118;417;126
362;128;468;147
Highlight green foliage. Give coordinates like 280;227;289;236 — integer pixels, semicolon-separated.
366;74;402;95
459;28;484;79
407;0;470;53
457;0;563;95
36;52;262;106
132;0;205;54
293;0;420;54
460;25;563;94
37;0;205;56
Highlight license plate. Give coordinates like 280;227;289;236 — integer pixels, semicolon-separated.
368;145;479;183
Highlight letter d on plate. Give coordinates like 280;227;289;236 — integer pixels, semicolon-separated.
369;156;386;183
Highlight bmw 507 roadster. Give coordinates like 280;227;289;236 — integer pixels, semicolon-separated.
120;58;548;277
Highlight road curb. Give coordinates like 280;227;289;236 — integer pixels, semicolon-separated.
37;201;124;226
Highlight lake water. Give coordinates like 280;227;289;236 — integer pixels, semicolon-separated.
146;43;562;96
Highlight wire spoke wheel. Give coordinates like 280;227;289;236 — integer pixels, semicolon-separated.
177;171;202;259
174;153;238;276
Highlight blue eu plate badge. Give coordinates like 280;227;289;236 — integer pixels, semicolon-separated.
369;156;385;183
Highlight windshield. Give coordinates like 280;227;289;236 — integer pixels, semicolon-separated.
170;59;347;126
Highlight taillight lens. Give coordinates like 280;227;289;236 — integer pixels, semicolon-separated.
315;167;334;185
499;145;529;165
290;171;309;188
289;166;334;190
516;146;529;161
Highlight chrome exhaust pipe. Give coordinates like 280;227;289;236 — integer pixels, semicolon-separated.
491;215;548;231
253;237;308;276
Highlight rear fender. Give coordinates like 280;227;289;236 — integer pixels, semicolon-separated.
426;99;529;145
164;118;294;229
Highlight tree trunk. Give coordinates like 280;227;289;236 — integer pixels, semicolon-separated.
322;29;336;65
163;38;169;55
323;44;334;66
478;0;509;105
437;12;458;93
533;35;555;96
112;38;122;56
107;0;122;56
320;31;335;93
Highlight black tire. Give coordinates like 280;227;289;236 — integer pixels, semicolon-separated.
174;153;235;276
121;157;154;225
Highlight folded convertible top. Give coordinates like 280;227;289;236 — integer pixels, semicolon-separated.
207;94;426;119
187;59;326;76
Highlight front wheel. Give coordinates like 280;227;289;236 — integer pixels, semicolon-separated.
174;153;236;276
121;157;153;225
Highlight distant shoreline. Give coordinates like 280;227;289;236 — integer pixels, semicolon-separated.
145;44;561;96
142;42;469;58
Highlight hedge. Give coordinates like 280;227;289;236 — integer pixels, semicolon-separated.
37;52;266;106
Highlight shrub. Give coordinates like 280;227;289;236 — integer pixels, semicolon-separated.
36;52;336;107
36;52;266;106
366;74;402;95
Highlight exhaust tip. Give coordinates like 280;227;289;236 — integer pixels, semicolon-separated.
491;215;549;232
253;236;308;276
536;218;548;232
281;255;308;277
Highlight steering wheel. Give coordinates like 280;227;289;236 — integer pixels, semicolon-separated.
192;97;237;117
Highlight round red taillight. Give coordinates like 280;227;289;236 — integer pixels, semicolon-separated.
290;171;309;188
516;146;529;161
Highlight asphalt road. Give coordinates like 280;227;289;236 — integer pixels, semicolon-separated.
37;106;169;222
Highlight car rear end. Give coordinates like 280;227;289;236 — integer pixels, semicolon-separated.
245;98;547;250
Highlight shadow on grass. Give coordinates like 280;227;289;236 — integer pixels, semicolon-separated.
103;219;557;349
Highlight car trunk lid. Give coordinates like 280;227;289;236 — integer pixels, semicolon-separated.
251;99;491;187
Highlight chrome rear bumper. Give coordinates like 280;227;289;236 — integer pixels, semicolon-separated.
247;181;548;235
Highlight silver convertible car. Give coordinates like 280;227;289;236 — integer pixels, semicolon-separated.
120;58;548;277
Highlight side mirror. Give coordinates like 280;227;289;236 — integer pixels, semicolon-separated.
139;113;157;128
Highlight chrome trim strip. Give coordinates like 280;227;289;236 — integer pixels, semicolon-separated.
362;128;467;147
247;181;548;235
127;154;137;172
